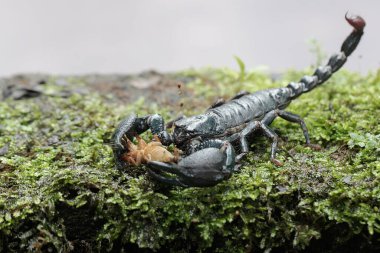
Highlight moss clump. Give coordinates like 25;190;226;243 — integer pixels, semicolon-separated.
0;69;379;252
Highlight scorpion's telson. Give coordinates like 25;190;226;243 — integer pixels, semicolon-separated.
112;14;366;187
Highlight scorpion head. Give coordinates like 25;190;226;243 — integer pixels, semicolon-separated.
173;115;217;145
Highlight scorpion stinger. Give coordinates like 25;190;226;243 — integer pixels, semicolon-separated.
112;14;365;187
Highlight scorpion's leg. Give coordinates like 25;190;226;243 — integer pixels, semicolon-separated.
260;123;283;166
257;110;322;165
239;121;260;155
275;110;321;150
260;110;284;165
147;140;236;187
238;110;283;165
237;111;277;158
260;110;321;150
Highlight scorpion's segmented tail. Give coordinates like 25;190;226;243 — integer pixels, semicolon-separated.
287;14;366;99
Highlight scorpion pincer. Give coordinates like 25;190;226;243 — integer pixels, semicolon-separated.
112;14;366;187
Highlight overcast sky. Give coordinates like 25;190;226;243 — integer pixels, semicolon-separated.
0;0;378;76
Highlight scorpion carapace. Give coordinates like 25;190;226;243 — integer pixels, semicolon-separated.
112;14;366;187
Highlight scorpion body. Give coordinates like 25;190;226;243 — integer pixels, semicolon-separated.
113;14;366;187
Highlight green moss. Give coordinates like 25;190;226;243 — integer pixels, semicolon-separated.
0;69;379;252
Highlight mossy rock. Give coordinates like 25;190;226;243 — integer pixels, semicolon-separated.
0;68;379;252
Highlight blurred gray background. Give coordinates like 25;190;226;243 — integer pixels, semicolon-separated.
0;0;378;77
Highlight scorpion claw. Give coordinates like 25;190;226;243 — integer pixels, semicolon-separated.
112;113;162;169
147;167;189;187
147;144;235;187
112;113;138;149
112;113;139;169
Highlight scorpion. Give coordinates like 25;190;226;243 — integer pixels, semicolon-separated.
112;14;365;187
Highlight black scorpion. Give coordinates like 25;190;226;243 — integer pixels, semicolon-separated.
112;14;366;187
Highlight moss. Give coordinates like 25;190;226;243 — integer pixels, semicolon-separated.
0;68;379;252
